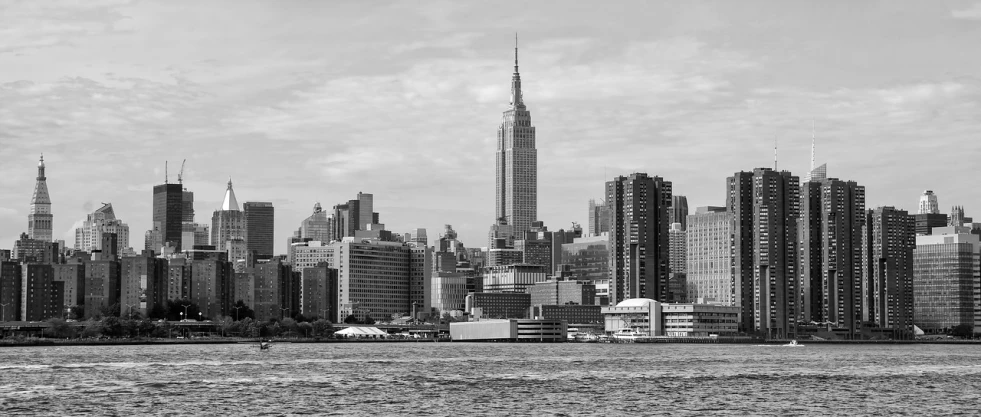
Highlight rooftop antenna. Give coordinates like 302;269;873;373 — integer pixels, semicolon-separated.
773;137;778;171
165;161;169;184
810;119;816;171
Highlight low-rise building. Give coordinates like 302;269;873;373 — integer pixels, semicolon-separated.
482;264;547;293
601;298;739;337
449;319;567;342
466;292;531;319
530;304;602;324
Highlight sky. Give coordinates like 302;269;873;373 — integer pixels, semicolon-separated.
2;0;981;253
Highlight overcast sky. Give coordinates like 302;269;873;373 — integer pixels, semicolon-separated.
2;0;981;253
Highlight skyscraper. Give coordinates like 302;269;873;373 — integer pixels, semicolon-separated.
587;199;611;237
913;226;981;335
799;178;865;333
244;202;275;260
685;206;734;305
74;203;130;255
28;154;53;242
331;193;376;241
152;183;184;251
803;129;827;182
918;190;939;214
862;206;915;333
729;168;800;338
495;37;537;235
297;202;332;243
668;222;687;303
606;173;672;304
211;179;246;261
669;195;689;230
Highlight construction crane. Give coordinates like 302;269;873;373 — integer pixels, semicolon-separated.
178;159;187;186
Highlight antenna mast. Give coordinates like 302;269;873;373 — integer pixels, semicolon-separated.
773;137;778;171
165;161;169;184
810;119;816;171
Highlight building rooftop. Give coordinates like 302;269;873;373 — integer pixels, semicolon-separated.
615;298;658;308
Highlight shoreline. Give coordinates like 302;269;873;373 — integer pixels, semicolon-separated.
1;338;978;347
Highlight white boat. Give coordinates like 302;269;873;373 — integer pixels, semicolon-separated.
611;329;647;342
783;339;803;347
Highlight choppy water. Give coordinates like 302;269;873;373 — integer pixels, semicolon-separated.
1;342;979;416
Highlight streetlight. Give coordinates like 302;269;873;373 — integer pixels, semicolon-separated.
181;303;190;322
0;303;8;322
232;306;243;321
127;304;138;320
281;307;290;320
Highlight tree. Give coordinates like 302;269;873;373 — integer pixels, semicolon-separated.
344;314;359;324
147;303;168;320
312;319;333;337
137;319;156;338
361;315;376;325
280;318;299;337
101;316;124;337
69;305;85;320
43;318;73;338
100;302;121;318
230;300;255;321
81;320;105;338
952;324;974;338
164;299;201;321
294;313;310;323
297;322;313;338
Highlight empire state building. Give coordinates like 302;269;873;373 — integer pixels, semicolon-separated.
495;37;537;236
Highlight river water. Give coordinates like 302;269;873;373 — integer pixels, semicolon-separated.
0;342;978;415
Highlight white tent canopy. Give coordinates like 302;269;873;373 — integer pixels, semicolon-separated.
334;326;388;337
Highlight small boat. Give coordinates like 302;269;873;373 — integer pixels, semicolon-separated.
258;340;271;350
783;339;803;347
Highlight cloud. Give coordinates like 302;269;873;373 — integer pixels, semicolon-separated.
952;3;981;20
0;0;134;54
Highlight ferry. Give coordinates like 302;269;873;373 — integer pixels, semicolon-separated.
611;328;648;342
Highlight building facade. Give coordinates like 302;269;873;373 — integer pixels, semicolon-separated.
728;168;800;338
670;195;689;230
495;40;537;237
211;180;247;261
918;190;939;215
465;292;531;319
799;178;865;333
244;202;275;260
74;203;130;255
330;238;432;322
28;155;53;242
559;234;610;283
152;183;184;252
862;206;915;332
482;264;547;293
607;173;672;304
685;206;733;306
913;227;981;334
587;199;610;237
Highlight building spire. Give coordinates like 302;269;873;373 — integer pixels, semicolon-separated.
221;177;239;211
774;137;778;171
510;34;524;109
514;33;519;74
810;119;816;171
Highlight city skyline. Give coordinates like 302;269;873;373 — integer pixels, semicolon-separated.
2;1;981;252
